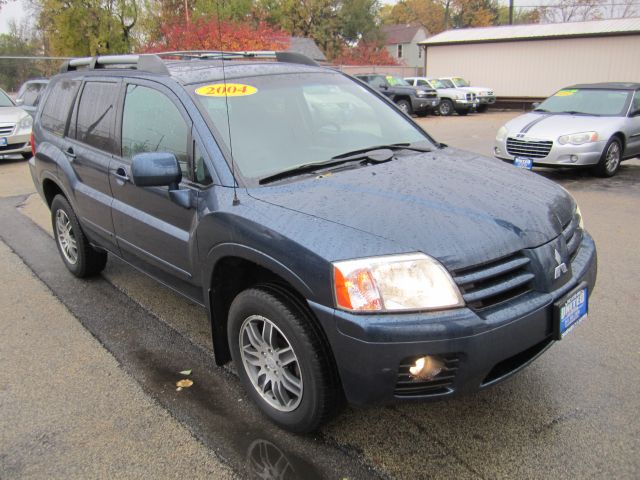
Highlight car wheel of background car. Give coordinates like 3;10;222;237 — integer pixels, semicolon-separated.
228;286;342;433
21;153;31;160
456;109;469;116
593;137;622;177
477;104;488;113
395;99;412;115
438;99;453;116
50;195;108;277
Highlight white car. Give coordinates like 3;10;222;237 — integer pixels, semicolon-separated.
494;83;640;177
440;76;495;112
1;87;33;160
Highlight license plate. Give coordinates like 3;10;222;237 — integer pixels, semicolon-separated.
0;137;7;146
514;157;533;170
554;283;588;339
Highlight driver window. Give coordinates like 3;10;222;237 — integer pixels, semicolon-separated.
122;84;190;178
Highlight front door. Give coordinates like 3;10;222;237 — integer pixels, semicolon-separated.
626;91;640;157
109;80;200;297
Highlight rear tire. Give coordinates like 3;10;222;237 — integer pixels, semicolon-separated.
50;195;107;277
228;287;342;433
592;137;622;177
396;99;412;115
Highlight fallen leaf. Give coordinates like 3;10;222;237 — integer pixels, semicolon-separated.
179;369;192;376
176;386;183;392
176;379;193;388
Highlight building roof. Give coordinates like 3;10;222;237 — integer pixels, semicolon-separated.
420;17;640;46
382;24;427;45
287;37;327;62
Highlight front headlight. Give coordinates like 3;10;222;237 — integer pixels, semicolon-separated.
456;93;466;100
416;90;428;97
332;253;464;312
558;131;598;145
18;115;33;130
496;125;508;142
576;205;585;229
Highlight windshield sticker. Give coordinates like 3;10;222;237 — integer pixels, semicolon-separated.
195;83;257;97
555;89;577;97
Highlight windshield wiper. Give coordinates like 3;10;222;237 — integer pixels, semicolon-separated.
533;108;550;113
259;144;432;185
562;110;595;116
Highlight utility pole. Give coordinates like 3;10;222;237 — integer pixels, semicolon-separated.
184;0;190;24
509;0;514;25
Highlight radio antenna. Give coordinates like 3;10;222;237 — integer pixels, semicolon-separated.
216;0;240;206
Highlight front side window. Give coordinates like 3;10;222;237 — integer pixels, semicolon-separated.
121;84;190;177
451;77;470;87
192;72;431;183
40;79;81;136
75;82;118;153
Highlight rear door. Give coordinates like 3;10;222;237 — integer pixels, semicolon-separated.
65;79;120;252
109;80;200;295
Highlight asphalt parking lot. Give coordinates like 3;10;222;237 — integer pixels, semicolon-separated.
1;111;639;479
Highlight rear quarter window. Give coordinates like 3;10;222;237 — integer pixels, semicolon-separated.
40;79;81;136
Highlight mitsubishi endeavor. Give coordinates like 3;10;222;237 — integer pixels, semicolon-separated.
29;52;597;433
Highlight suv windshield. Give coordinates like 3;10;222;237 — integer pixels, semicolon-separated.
385;76;409;86
0;90;14;107
538;88;631;116
437;79;455;89
451;78;470;87
192;72;430;183
428;79;447;89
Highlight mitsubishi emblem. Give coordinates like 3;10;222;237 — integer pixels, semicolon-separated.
554;249;568;280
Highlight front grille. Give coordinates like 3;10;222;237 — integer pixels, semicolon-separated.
506;137;553;159
395;354;460;397
425;92;437;98
453;252;534;311
0;142;26;152
563;213;583;261
0;124;15;136
465;93;477;101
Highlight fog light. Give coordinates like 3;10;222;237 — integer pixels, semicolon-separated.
570;155;578;163
494;147;501;155
409;355;444;380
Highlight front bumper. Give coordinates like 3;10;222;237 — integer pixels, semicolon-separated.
453;99;479;110
477;96;496;105
412;97;440;112
494;138;605;167
309;233;597;405
0;131;31;156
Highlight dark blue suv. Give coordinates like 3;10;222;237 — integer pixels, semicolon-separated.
29;52;597;432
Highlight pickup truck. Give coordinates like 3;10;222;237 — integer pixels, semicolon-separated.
354;74;440;117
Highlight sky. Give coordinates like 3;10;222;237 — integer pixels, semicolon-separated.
1;0;26;34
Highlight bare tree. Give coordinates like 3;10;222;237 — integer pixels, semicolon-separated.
538;0;605;23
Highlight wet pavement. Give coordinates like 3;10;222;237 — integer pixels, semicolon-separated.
1;111;639;479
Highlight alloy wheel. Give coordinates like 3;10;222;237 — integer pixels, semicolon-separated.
605;142;621;174
239;315;303;412
55;209;78;265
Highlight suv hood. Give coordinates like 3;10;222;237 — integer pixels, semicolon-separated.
505;112;620;139
248;148;574;270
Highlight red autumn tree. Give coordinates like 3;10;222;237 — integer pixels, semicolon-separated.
144;17;290;52
331;42;399;66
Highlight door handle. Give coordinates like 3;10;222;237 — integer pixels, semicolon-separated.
64;147;76;159
113;167;130;182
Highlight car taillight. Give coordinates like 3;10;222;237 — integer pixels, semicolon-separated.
30;132;35;157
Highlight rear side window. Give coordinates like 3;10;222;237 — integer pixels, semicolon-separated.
75;82;118;153
121;84;190;178
40;79;80;136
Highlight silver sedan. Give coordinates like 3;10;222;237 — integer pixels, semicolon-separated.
494;83;640;177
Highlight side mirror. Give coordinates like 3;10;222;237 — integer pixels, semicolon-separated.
131;152;182;189
630;109;640;117
379;83;388;89
531;102;541;109
15;98;23;106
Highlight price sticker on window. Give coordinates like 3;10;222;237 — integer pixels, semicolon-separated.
555;89;577;97
195;83;257;97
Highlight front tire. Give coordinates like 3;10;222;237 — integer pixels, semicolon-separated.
51;195;107;277
228;287;341;433
593;137;622;177
438;99;454;116
396;99;412;115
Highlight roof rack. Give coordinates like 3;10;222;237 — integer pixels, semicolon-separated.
59;51;318;75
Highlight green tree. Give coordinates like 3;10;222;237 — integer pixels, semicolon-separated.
0;21;41;91
380;0;446;34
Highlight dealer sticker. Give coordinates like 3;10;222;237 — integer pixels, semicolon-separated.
195;83;257;97
555;89;577;97
558;286;588;338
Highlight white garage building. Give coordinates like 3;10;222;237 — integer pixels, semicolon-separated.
419;18;640;100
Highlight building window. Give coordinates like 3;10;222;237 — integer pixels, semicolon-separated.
418;46;422;59
397;44;403;59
